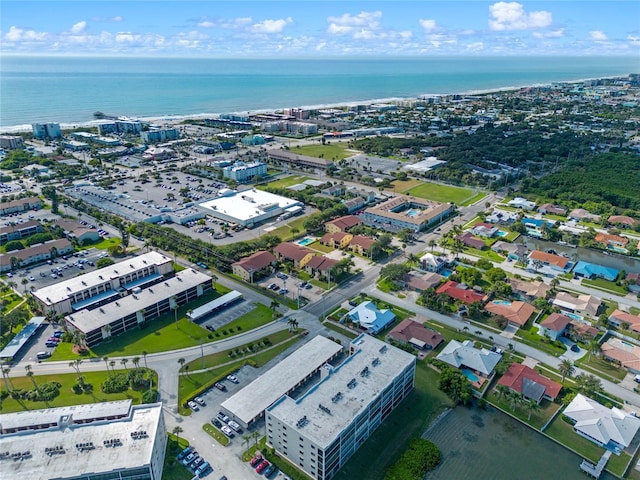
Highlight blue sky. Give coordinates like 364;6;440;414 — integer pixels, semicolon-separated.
2;1;639;57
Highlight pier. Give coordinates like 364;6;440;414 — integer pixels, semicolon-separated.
580;450;612;478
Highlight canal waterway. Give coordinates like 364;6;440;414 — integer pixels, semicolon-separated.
517;236;640;273
424;405;616;480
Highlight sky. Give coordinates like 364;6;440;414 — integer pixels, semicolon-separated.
1;1;639;57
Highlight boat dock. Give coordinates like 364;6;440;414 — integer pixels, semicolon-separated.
580;450;612;478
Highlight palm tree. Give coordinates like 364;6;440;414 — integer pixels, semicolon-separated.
102;356;109;371
558;359;575;383
142;351;149;369
270;300;280;319
242;434;252;448
211;274;218;289
172;426;183;439
21;278;29;293
25;364;38;392
132;357;140;370
120;358;129;370
109;360;116;373
287;318;297;333
251;431;260;446
2;366;12;393
507;391;522;412
428;239;436;252
526;398;541;421
495;384;510;401
178;358;185;373
587;340;600;361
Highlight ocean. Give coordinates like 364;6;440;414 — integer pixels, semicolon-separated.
1;55;638;130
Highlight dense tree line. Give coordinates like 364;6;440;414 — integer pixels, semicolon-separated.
384;438;441;480
350;136;450;157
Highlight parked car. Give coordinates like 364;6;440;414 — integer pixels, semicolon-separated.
268;283;278;290
195;462;212;477
570;344;580;352
226;374;239;384
250;455;263;467
263;464;277;477
36;351;51;360
256;460;270;474
211;418;222;428
187;401;200;412
216;411;230;423
214;382;227;391
220;425;234;437
182;452;197;465
227;420;242;432
279;289;288;295
194;396;206;406
45;342;58;348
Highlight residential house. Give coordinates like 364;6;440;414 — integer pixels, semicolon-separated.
572;261;619;282
320;232;353;250
608;310;640;333
601;338;640;373
594;233;629;250
626;273;640;293
538;203;567;216
497;363;562;403
470;223;499;238
387;319;444;350
608;215;639;228
436;281;486;304
0;197;42;216
564;393;640;451
346;301;396;334
484;300;535;329
527;250;570;274
232;250;277;282
508;278;551;300
55;219;101;245
455;232;486;250
420;253;447;273
0;239;74;272
507;197;536;210
486;209;519;225
538;313;572;341
273;243;314;269
566;321;599;342
436;339;502;386
348;235;375;256
552;292;601;318
343;197;366;213
348;188;377;203
568;208;600;223
403;272;443;292
305;255;339;279
491;241;528;261
0;220;43;243
325;215;362;233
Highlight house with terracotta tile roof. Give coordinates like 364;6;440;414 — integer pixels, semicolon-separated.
304;255;339;279
508;278;551;300
325;215;362;233
608;215;639;228
232;250;277;282
273;242;314;269
538;203;567;216
348;235;375;256
387;319;444;350
484;300;535;328
538;313;572;340
320;232;353;249
527;250;569;269
608;310;640;333
568;208;600;222
497;363;562;403
594;232;629;249
455;232;486;250
436;280;486;304
601;338;640;373
566;321;599;342
552;292;601;318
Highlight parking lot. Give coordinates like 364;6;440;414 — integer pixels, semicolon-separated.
257;273;324;305
195;300;257;332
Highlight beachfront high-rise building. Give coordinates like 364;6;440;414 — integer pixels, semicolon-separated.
265;334;416;480
32;123;62;140
141;127;179;144
0;400;167;480
222;161;267;183
0;135;24;150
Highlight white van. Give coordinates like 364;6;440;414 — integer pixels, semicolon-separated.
36;351;51;360
634;374;640;384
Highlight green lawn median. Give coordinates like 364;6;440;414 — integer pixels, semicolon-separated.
203;423;230;446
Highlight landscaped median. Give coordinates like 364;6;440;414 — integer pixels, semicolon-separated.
177;329;303;415
202;423;229;446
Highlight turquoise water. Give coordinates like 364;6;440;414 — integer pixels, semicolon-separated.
492;300;512;306
2;56;638;128
461;368;479;382
406;209;420;217
497;231;508;237
441;269;453;277
566;312;583;321
297;238;314;246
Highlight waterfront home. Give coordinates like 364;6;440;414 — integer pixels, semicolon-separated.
470;222;499;238
497;363;562;403
491;241;528;261
522;217;556;231
627;273;640;293
273;242;314;269
608;215;639;228
608;310;640;333
601;338;640;373
538;203;567;216
572;261;619;282
232;250;277;282
568;208;600;223
484;300;535;329
346;301;395;334
486;209;518;225
507;197;536;211
403;272;443;292
387;319;444;350
436;280;486;304
564;393;640;451
508;278;550;300
566;321;599;342
552;292;601;318
527;250;570;275
420;252;447;273
304;255;339;280
436;339;502;387
538;313;572;341
455;232;486;250
325;215;362;233
594;232;629;250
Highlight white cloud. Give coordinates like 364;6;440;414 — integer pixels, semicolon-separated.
70;21;87;34
533;28;564;39
327;11;382;35
315;42;326;51
111;16;123;22
251;17;292;34
466;42;485;51
419;19;437;33
198;21;216;28
197;17;252;29
4;25;48;42
489;2;552;31
589;30;608;41
628;35;640;46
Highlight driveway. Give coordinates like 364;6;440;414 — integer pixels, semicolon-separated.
558;337;587;362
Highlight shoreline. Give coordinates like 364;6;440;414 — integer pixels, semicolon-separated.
0;74;631;134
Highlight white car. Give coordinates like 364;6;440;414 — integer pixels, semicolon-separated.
187;401;199;412
194;396;206;406
228;420;241;432
220;425;234;437
226;374;239;384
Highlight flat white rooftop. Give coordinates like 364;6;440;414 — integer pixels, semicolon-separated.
198;189;302;223
66;268;210;333
0;401;163;479
33;251;172;307
221;336;342;426
268;334;415;449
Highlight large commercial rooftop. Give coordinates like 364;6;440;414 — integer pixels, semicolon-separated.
66;268;210;333
267;334;415;449
221;335;342;426
0;400;163;479
33;251;172;307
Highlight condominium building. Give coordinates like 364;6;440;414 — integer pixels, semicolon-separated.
222;161;267;183
363;195;454;232
141;128;179;144
32;123;62;139
266;335;416;480
0;135;24;150
33;251;174;315
0;400;167;480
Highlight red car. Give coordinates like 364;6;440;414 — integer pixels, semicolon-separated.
256;460;270;474
249;455;263;467
47;337;61;343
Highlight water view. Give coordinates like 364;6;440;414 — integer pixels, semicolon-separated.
424;405;615;480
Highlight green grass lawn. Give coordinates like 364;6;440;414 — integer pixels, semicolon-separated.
334;362;454;480
202;423;230;446
545;416;605;462
503;231;521;242
162;435;193;480
322;320;358;339
575;354;627;381
581;278;628;295
308;241;334;254
516;325;566;357
389;179;424;193
215;303;273;334
292;143;354;160
487;391;559;430
463;247;505;262
1;293;23;313
0;369;157;413
261;175;311;189
267;216;308;241
78;236;121;251
405;182;474;205
460;192;487;207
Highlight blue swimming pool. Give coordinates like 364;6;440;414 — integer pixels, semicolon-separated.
497;231;508;237
441;269;453;277
297;237;314;246
566;312;582;321
461;368;479;382
492;300;512;306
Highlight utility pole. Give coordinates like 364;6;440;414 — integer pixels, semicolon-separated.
200;341;205;370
